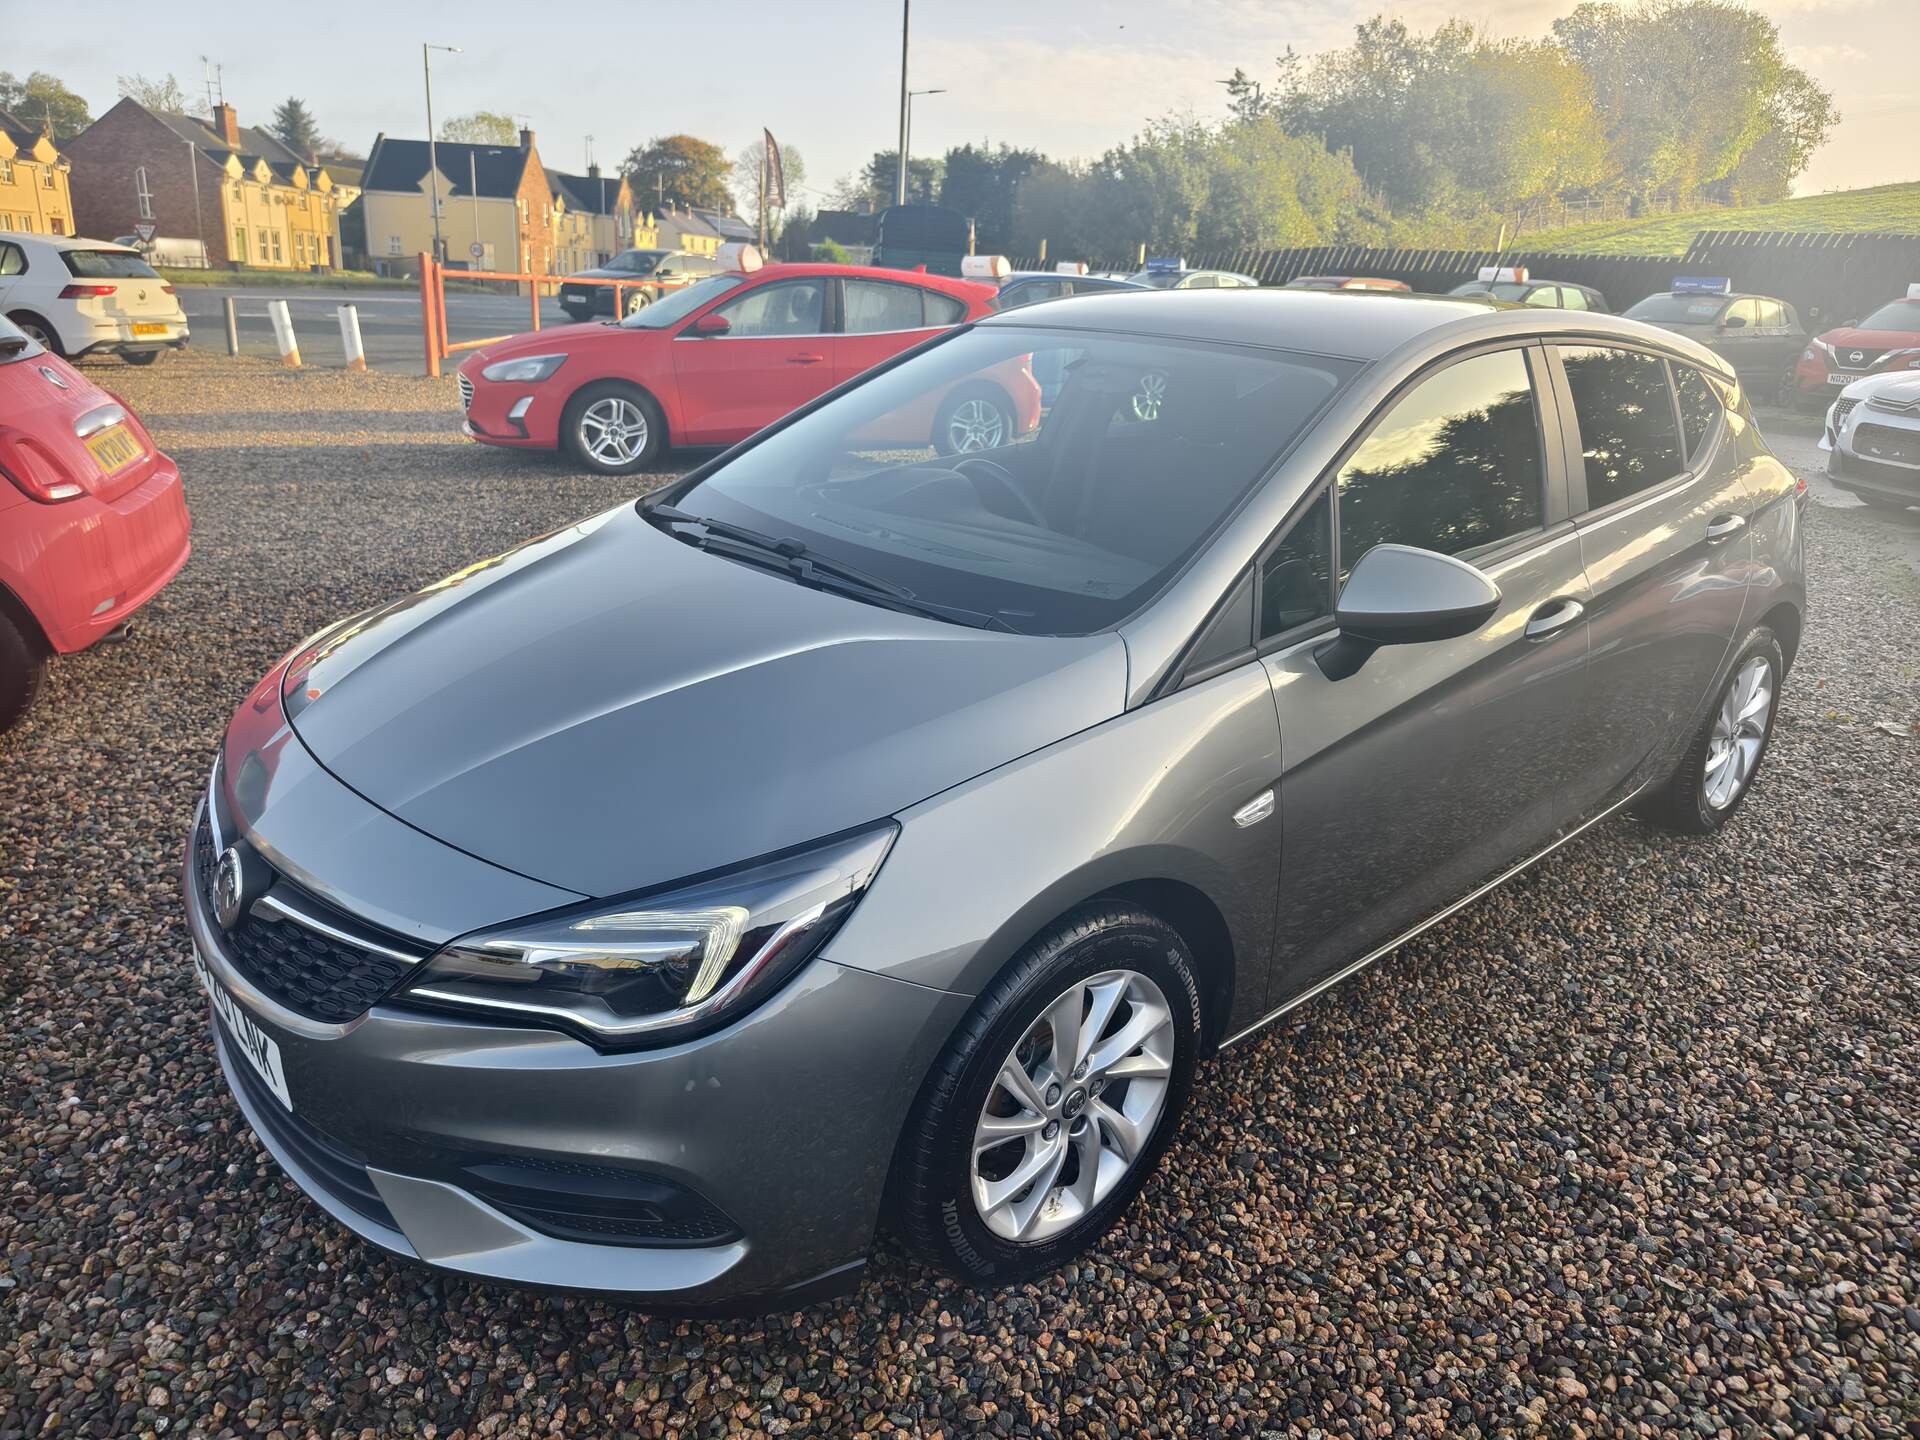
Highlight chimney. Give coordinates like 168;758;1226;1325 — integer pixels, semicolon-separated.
587;161;601;179
519;127;535;151
213;102;240;148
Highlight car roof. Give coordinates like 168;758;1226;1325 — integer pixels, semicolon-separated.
761;261;992;297
977;287;1733;371
1638;290;1783;304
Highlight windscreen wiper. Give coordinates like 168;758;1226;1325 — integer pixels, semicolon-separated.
644;501;1023;632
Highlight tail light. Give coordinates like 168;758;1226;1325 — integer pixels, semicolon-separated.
0;439;83;502
161;284;177;295
59;283;117;299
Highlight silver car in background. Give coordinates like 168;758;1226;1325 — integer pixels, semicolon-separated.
185;291;1807;1310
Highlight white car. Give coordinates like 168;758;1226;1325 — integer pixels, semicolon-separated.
1822;369;1920;512
0;233;190;365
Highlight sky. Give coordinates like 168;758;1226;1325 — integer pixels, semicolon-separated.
5;0;1913;208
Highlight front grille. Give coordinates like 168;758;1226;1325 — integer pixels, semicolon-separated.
1852;423;1920;469
1832;397;1859;429
194;817;416;1023
1867;392;1920;415
456;372;474;410
1832;346;1890;373
217;1025;398;1229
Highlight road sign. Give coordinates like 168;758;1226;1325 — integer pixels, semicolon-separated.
469;241;486;260
134;223;157;243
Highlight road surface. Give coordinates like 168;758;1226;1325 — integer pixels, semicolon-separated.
174;287;585;375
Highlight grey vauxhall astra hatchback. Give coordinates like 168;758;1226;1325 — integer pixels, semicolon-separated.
186;290;1806;1310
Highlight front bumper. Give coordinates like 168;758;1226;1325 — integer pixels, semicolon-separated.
184;800;971;1310
457;372;558;448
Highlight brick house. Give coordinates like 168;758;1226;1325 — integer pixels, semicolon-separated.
547;165;640;267
360;128;554;280
0;112;75;237
65;99;341;270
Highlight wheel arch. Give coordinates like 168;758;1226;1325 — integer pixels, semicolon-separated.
0;577;52;656
556;376;670;457
1757;599;1802;674
6;309;65;356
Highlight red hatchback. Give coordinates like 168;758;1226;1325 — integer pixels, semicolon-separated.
458;262;1038;474
0;316;190;731
1792;289;1920;404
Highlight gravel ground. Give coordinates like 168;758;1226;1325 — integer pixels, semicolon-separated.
3;353;1917;1439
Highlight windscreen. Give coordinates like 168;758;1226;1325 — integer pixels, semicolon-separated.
667;326;1358;635
1856;299;1920;334
619;274;744;329
61;250;161;280
1626;293;1728;324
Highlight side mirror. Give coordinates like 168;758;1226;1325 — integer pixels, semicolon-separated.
1316;544;1501;681
691;312;731;337
1721;315;1748;330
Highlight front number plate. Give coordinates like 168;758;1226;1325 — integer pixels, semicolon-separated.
1827;372;1856;386
83;422;144;475
195;946;294;1110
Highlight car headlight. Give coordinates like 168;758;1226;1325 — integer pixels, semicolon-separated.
480;354;567;383
396;825;897;1048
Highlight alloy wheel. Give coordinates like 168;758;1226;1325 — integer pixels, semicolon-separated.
971;969;1175;1243
579;396;648;466
1131;371;1168;422
946;399;1006;453
1703;654;1773;809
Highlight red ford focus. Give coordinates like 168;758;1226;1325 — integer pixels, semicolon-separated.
458;261;1039;474
0;315;191;731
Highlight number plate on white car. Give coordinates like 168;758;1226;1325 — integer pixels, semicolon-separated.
195;946;293;1110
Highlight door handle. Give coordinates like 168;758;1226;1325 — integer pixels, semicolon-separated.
786;353;826;365
1524;597;1585;639
1705;514;1748;543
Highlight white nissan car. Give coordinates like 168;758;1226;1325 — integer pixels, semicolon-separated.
0;233;190;365
1823;370;1920;512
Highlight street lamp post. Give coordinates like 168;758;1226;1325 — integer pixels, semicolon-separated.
903;87;947;201
422;42;462;263
894;0;910;206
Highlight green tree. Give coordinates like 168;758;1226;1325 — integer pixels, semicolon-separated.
117;73;191;113
775;202;816;260
270;97;322;161
938;143;1043;254
810;238;854;264
624;134;734;212
0;71;92;141
862;151;943;207
733;139;806;236
1200;117;1370;249
439;111;518;145
1553;0;1835;205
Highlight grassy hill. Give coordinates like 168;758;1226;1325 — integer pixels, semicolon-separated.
1515;181;1920;256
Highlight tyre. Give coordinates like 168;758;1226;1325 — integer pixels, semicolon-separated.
121;349;163;366
932;384;1014;456
1635;627;1785;834
8;313;62;356
621;289;649;319
0;605;48;734
559;381;665;475
892;904;1202;1286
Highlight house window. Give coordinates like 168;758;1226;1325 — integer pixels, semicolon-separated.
271;230;283;262
258;227;270;262
135;167;154;220
0;159;12;184
388;234;402;256
41;167;54;189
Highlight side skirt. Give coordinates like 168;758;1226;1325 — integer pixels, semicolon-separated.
1217;786;1644;1051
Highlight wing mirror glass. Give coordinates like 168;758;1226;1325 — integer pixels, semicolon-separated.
691;312;731;336
1316;544;1501;680
1721;314;1748;330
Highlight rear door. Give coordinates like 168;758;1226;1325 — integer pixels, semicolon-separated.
1547;344;1753;820
1259;343;1594;1007
1714;299;1766;383
833;277;950;388
670;275;833;444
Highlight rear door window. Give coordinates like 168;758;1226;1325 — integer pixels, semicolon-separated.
844;279;928;333
922;291;967;325
1672;364;1726;463
0;242;23;277
1560;345;1685;508
1335;348;1546;578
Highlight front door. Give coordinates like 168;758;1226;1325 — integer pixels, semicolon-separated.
1259;345;1594;1008
671;276;834;445
1548;345;1754;817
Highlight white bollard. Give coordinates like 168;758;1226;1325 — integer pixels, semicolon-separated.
337;303;366;372
267;299;301;368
